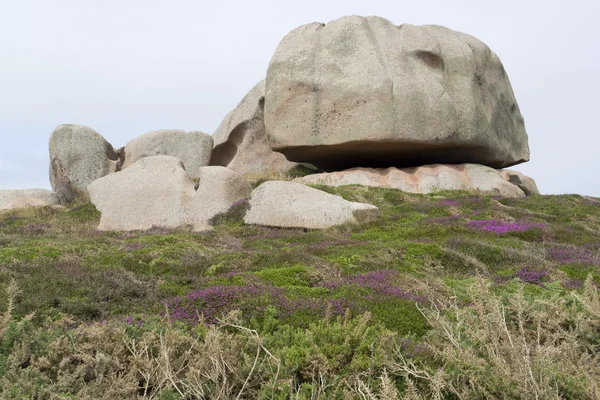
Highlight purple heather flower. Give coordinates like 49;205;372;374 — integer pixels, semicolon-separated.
166;270;426;326
438;199;461;207
549;244;600;265
514;266;548;287
563;278;583;290
467;219;545;234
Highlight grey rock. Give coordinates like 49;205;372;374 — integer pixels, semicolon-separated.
188;166;252;230
500;169;540;196
49;124;119;203
0;189;61;211
265;16;529;170
89;156;194;231
211;81;301;176
122;130;213;179
295;164;526;198
244;181;379;229
88;156;250;231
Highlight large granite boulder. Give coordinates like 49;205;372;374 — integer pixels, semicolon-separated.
211;81;301;176
500;169;540;196
88;156;250;231
49;125;119;203
244;181;379;229
295;164;527;198
122;130;213;179
265;16;529;171
0;189;61;211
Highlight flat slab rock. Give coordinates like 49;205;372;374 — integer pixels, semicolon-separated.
88;156;251;231
0;189;61;211
295;164;537;198
244;181;379;229
266;16;529;170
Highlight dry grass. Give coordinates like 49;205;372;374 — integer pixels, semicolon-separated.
2;276;600;399
390;275;600;399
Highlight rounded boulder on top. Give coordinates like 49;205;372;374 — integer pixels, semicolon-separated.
265;16;530;171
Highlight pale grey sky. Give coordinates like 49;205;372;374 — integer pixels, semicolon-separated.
1;0;598;195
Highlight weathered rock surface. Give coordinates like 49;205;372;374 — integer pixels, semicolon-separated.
295;164;527;198
244;181;379;229
49;124;119;203
89;156;194;231
88;156;250;231
265;16;529;170
211;81;301;176
500;170;540;196
0;189;61;211
188;166;252;230
122;130;213;179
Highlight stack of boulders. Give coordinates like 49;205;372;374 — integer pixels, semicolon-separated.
1;16;539;231
210;16;538;199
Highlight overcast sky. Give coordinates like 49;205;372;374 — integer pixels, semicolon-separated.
1;0;598;195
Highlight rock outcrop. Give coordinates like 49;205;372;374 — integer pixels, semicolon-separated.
122;130;213;179
188;166;252;230
500;170;540;196
0;189;61;211
49;125;119;203
244;181;379;229
88;156;250;231
17;16;535;225
295;164;528;198
211;81;301;176
265;16;529;171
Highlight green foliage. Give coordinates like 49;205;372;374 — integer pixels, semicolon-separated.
368;299;429;336
256;265;313;287
1;189;600;397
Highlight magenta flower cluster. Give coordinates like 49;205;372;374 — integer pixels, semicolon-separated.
167;284;282;324
166;270;424;325
467;219;545;234
166;283;354;325
549;244;600;265
437;199;461;207
320;270;426;304
514;266;548;287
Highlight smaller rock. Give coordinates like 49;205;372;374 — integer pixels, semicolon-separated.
295;164;527;198
188;166;252;230
500;170;540;196
89;156;251;232
49;124;119;203
89;156;196;231
244;181;379;229
211;80;302;176
0;189;61;211
122;130;213;179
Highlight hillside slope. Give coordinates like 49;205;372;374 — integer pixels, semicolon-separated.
1;186;599;398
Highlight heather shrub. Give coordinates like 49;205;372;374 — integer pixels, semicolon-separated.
2;190;600;398
0;287;399;399
392;275;600;399
2;276;600;398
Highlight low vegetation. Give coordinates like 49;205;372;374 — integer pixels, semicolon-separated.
1;186;600;398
